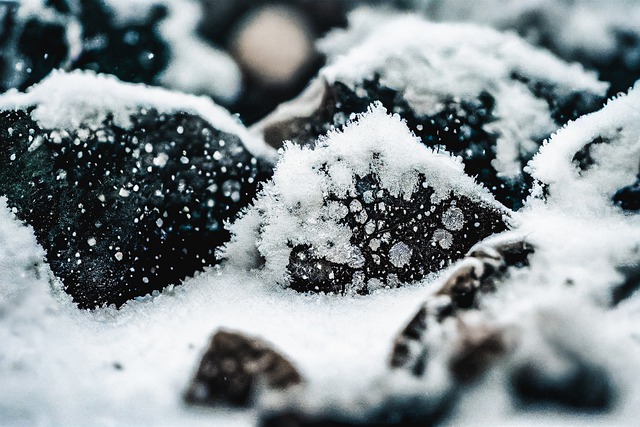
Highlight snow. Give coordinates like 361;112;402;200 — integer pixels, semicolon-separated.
305;9;610;184
528;83;640;216
0;70;276;161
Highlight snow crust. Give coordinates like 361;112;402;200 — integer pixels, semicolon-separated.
0;70;276;161
222;104;505;286
528;84;640;216
317;10;608;178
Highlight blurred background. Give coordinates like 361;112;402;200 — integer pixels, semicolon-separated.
1;0;639;124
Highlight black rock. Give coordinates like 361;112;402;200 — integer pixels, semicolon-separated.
613;175;640;212
0;0;240;103
0;86;272;308
184;329;303;407
0;0;168;93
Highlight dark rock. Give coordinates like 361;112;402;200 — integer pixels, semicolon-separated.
71;0;170;85
390;233;533;377
613;175;640;211
225;106;510;295
0;101;272;308
511;356;615;411
184;330;303;406
0;0;237;102
0;0;167;93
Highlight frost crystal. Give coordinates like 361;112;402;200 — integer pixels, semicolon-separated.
223;105;508;294
255;11;607;210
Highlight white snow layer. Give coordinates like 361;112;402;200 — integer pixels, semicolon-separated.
412;0;640;65
528;83;640;216
222;104;505;286
0;70;276;161
316;10;608;178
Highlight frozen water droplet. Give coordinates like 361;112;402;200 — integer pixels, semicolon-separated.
389;241;412;268
363;191;374;204
87;237;97;247
347;247;365;268
153;153;169;167
222;180;241;200
115;252;124;261
432;229;453;249
349;199;363;212
365;221;376;235
442;206;465;231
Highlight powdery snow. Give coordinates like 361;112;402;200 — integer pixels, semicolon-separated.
528;83;640;216
0;70;275;161
412;0;640;69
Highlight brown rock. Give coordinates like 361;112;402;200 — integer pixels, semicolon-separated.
185;329;304;406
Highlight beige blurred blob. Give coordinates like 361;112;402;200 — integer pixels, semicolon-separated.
230;5;316;88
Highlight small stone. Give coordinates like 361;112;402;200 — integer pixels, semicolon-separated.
184;330;303;407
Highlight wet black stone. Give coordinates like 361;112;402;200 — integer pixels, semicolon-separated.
72;0;169;84
16;19;69;90
286;173;508;295
511;358;615;411
263;75;603;210
574;30;640;99
0;108;272;309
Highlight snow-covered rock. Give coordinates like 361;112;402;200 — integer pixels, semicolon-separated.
254;11;608;210
411;0;640;96
0;70;274;308
224;105;509;294
528;83;640;216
